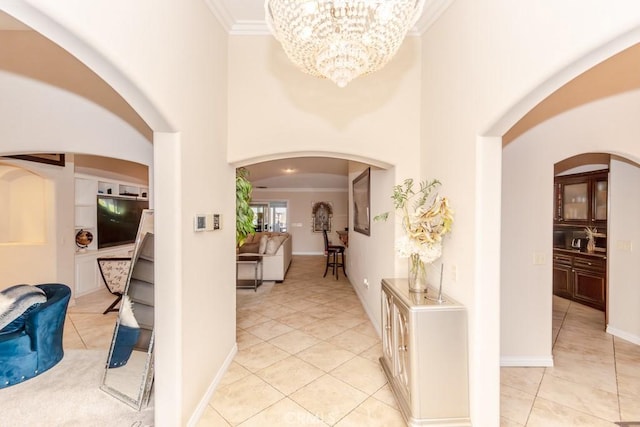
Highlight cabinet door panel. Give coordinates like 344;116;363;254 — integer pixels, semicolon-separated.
553;265;572;298
562;183;588;221
394;303;411;401
573;269;605;311
381;290;393;365
593;179;608;223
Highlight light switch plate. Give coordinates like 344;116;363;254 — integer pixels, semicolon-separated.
194;214;207;232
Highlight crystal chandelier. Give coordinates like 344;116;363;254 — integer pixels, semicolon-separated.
265;0;425;88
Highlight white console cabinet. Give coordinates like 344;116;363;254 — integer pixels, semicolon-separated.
380;279;471;427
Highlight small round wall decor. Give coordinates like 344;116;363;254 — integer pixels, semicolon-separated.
75;229;94;248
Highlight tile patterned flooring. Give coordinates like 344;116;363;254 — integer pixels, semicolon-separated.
63;287;120;350
198;255;402;427
64;255;640;426
501;296;640;426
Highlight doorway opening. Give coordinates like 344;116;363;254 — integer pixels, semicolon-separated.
250;201;288;233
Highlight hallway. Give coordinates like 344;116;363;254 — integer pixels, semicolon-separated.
199;255;402;426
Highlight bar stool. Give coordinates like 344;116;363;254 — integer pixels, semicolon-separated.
323;229;346;279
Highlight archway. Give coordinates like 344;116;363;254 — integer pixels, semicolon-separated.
478;22;640;424
0;4;180;423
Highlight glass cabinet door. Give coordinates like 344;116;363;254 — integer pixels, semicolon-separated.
593;179;607;222
562;183;588;221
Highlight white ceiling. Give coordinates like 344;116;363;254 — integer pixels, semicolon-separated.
245;157;349;189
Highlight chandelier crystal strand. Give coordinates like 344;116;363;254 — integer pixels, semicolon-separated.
265;0;425;88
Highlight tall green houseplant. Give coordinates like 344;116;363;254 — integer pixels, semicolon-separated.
236;167;255;247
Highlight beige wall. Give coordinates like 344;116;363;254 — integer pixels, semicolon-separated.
252;189;348;254
609;157;640;343
227;35;422;174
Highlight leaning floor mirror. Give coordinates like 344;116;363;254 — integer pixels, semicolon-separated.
101;209;154;410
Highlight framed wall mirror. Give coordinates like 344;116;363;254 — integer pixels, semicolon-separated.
100;209;154;410
353;168;370;235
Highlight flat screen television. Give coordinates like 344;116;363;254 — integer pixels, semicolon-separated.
97;196;149;249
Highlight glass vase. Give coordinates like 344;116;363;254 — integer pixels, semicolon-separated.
408;253;427;292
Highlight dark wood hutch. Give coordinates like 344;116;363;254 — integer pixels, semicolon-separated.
553;169;608;311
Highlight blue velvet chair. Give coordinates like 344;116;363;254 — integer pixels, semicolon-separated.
0;284;71;388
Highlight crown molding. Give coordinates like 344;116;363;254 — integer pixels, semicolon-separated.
415;0;455;35
205;0;455;37
203;0;234;32
230;20;270;36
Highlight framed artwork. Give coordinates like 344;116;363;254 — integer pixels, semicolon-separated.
353;168;370;236
5;153;65;167
312;201;333;232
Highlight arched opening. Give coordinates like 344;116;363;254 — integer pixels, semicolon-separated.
0;6;178;423
491;29;640;424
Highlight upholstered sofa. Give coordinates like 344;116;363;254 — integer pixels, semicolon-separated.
237;232;292;282
0;284;71;388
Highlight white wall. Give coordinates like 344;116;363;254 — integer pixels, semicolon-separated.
608;158;640;343
503;89;640;365
252;188;348;254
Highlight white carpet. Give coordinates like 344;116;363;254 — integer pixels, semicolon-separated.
0;349;153;426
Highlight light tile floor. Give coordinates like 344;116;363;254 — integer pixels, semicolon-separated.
198;255;403;427
63;287;120;350
501;296;640;426
64;256;640;426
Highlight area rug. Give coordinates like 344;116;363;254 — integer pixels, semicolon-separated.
0;349;153;426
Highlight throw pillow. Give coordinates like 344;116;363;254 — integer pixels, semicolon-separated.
0;284;47;333
258;234;269;254
119;295;139;328
265;235;286;255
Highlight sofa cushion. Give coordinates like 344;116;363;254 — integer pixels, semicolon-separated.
0;285;47;334
238;242;259;254
258;234;269;254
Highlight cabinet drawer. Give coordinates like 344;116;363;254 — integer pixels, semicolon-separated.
553;253;572;266
573;256;605;272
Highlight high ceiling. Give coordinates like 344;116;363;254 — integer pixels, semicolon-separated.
3;5;640;188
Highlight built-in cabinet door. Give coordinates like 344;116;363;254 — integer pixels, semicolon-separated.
381;290;393;365
554;170;608;227
75;256;99;296
592;178;608;228
562;182;589;223
393;302;411;401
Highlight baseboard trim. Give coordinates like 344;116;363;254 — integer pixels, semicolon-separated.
352;283;381;337
187;343;238;427
606;325;640;345
500;356;554;367
292;251;324;256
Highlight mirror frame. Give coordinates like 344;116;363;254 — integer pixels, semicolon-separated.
100;209;154;410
